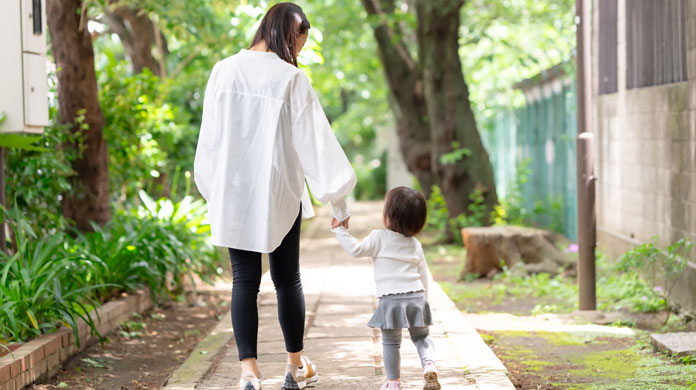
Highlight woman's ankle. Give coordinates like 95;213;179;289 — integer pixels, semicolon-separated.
287;351;303;367
241;358;261;378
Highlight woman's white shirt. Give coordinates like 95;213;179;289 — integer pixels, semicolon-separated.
332;227;429;299
194;49;356;253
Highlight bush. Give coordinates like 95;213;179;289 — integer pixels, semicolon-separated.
5;108;81;237
99;55;197;203
609;238;693;316
492;160;564;234
135;188;222;287
0;209;103;345
71;189;221;301
0;187;221;345
425;185;488;243
353;151;387;200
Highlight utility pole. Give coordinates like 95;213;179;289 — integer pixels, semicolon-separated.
576;0;597;310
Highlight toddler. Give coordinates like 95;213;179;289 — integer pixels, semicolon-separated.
332;186;440;390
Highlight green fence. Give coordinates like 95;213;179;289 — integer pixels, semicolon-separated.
482;81;578;241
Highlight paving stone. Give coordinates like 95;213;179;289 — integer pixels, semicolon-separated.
651;332;696;356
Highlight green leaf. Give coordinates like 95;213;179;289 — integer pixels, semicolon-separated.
26;310;39;330
439;145;472;166
0;134;47;151
81;357;106;368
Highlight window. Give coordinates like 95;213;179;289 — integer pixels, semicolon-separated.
599;0;618;94
626;0;688;89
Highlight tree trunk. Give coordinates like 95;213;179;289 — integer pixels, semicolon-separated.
415;0;498;222
47;0;111;231
361;0;434;196
103;5;164;76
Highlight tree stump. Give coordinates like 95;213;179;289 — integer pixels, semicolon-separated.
460;226;575;279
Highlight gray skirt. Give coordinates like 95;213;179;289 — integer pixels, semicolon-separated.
367;291;433;329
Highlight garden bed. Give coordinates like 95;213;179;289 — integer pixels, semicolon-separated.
26;290;230;390
0;289;153;390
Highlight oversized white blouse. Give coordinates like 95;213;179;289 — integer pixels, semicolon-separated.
194;49;357;253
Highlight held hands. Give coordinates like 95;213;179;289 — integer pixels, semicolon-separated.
330;217;350;230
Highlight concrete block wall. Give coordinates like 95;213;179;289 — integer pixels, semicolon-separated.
593;0;696;312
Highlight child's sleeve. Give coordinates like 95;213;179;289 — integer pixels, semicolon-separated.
416;244;430;300
332;227;379;258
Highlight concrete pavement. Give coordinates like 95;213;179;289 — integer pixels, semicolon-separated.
164;202;514;390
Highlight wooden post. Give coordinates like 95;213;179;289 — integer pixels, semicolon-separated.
576;0;597;310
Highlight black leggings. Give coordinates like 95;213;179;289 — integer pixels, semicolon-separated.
228;209;305;360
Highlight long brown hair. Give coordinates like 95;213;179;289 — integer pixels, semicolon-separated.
250;3;310;67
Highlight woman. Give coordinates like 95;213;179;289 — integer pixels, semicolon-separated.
193;3;356;390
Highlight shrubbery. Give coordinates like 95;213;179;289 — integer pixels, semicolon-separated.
0;191;220;345
0;55;225;347
424;159;565;243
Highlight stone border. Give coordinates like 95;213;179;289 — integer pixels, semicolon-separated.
651;332;696;357
0;289;153;390
428;279;516;390
162;316;234;390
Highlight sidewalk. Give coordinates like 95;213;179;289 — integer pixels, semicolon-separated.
164;202;514;390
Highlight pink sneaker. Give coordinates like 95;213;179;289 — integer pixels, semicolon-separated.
423;361;441;390
380;381;401;390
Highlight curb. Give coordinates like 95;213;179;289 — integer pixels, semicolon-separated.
0;289;153;390
429;280;515;389
161;316;234;390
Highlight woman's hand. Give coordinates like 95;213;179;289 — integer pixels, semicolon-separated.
331;217;350;229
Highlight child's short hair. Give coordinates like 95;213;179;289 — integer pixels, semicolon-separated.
384;186;427;237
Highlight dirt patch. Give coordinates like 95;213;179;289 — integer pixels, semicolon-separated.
29;291;230;390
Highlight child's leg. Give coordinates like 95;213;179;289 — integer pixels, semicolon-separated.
408;326;436;367
381;328;403;380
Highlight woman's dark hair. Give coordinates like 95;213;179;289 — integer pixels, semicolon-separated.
250;2;310;67
384;187;427;237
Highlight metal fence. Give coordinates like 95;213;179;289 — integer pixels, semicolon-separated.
482;81;578;241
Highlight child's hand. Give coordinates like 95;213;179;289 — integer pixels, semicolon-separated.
331;217;350;229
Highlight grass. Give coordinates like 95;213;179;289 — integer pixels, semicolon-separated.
425;239;696;389
424;243;578;315
486;330;696;390
423;242;691;327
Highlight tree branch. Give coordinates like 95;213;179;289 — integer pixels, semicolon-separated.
152;14;167;79
364;0;416;71
169;47;201;80
102;10;132;46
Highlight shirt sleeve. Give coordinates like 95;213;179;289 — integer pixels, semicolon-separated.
193;66;217;201
416;244;430;300
291;74;357;221
332;227;380;258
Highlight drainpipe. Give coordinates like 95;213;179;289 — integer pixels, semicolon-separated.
576;0;597;310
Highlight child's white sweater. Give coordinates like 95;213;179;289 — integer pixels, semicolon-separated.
333;227;429;299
